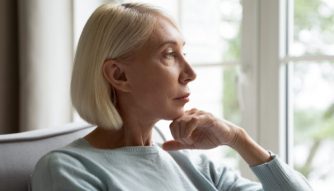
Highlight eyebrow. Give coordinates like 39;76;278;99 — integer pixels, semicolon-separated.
158;40;186;48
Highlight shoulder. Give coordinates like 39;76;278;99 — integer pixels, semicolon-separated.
35;150;81;170
33;139;95;175
31;142;106;191
33;145;85;179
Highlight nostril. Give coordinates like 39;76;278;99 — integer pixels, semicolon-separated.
181;71;196;84
179;60;196;84
186;66;196;81
191;70;197;81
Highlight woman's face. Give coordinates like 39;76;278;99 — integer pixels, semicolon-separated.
124;17;196;121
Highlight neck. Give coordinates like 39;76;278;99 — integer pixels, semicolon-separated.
120;117;156;146
85;97;159;149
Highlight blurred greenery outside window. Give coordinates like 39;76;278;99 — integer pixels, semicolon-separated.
176;0;243;169
291;0;334;189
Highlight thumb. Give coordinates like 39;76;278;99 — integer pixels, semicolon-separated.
162;140;189;151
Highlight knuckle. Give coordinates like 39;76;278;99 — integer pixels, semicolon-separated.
190;108;198;112
190;116;199;123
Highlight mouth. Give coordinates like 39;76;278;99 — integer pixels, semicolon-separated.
174;93;190;100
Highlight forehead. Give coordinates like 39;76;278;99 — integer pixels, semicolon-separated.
128;17;184;61
148;17;184;48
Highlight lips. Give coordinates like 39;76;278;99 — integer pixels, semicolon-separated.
174;93;190;100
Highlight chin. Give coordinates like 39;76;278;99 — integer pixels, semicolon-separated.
163;108;185;120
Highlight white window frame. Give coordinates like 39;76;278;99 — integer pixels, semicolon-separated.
239;0;288;178
241;0;334;180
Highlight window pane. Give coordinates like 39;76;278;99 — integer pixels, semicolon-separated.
291;61;334;189
186;66;223;116
187;66;241;124
181;0;242;64
292;0;334;56
187;65;240;168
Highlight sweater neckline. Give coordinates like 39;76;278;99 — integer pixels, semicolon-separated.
76;138;161;154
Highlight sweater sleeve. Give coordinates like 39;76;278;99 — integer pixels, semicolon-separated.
188;151;312;191
32;152;104;191
251;155;313;191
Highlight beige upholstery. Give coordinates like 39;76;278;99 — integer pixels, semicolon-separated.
0;123;166;191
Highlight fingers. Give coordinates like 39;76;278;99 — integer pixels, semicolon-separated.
170;108;210;141
162;140;191;150
167;108;222;150
169;116;198;140
166;108;241;150
186;108;197;115
184;117;198;137
168;109;204;150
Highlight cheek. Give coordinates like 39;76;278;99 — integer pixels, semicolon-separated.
133;68;178;95
128;76;166;107
131;71;186;120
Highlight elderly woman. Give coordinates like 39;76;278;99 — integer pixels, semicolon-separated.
32;3;312;191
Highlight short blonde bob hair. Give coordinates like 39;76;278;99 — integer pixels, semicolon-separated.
71;3;170;129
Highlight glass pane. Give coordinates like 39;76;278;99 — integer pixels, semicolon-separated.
291;61;334;190
181;0;242;64
189;66;240;168
187;66;241;124
292;0;334;56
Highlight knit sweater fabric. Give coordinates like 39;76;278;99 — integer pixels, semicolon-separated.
32;139;312;191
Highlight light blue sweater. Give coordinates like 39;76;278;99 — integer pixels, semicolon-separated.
32;139;312;191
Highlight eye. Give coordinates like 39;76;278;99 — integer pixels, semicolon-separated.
163;47;178;59
164;51;177;59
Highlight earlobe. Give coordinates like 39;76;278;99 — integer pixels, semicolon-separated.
102;59;130;92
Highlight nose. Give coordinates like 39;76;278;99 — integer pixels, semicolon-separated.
179;59;196;84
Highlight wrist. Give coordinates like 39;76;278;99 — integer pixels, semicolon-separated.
228;127;247;149
228;127;271;166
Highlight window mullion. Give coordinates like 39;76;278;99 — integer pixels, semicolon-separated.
258;0;288;160
192;61;240;68
239;0;260;180
282;55;334;63
241;0;289;177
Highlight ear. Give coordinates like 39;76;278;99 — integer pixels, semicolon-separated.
102;59;131;92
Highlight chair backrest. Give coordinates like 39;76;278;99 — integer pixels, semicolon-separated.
0;123;166;191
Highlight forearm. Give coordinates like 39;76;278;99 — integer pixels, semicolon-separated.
226;127;313;190
229;127;272;166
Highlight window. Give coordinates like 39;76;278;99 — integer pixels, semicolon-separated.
291;61;334;189
288;0;334;189
238;0;334;186
73;1;334;188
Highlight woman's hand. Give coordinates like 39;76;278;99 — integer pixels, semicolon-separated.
162;108;241;150
162;108;272;166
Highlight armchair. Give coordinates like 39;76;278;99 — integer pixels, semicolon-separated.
0;123;166;191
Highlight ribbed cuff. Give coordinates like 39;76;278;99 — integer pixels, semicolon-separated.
251;155;313;191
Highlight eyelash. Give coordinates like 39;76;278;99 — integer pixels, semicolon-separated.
165;52;177;59
164;51;186;60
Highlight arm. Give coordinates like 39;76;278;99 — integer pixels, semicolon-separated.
229;127;271;166
162;108;270;166
162;108;313;191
